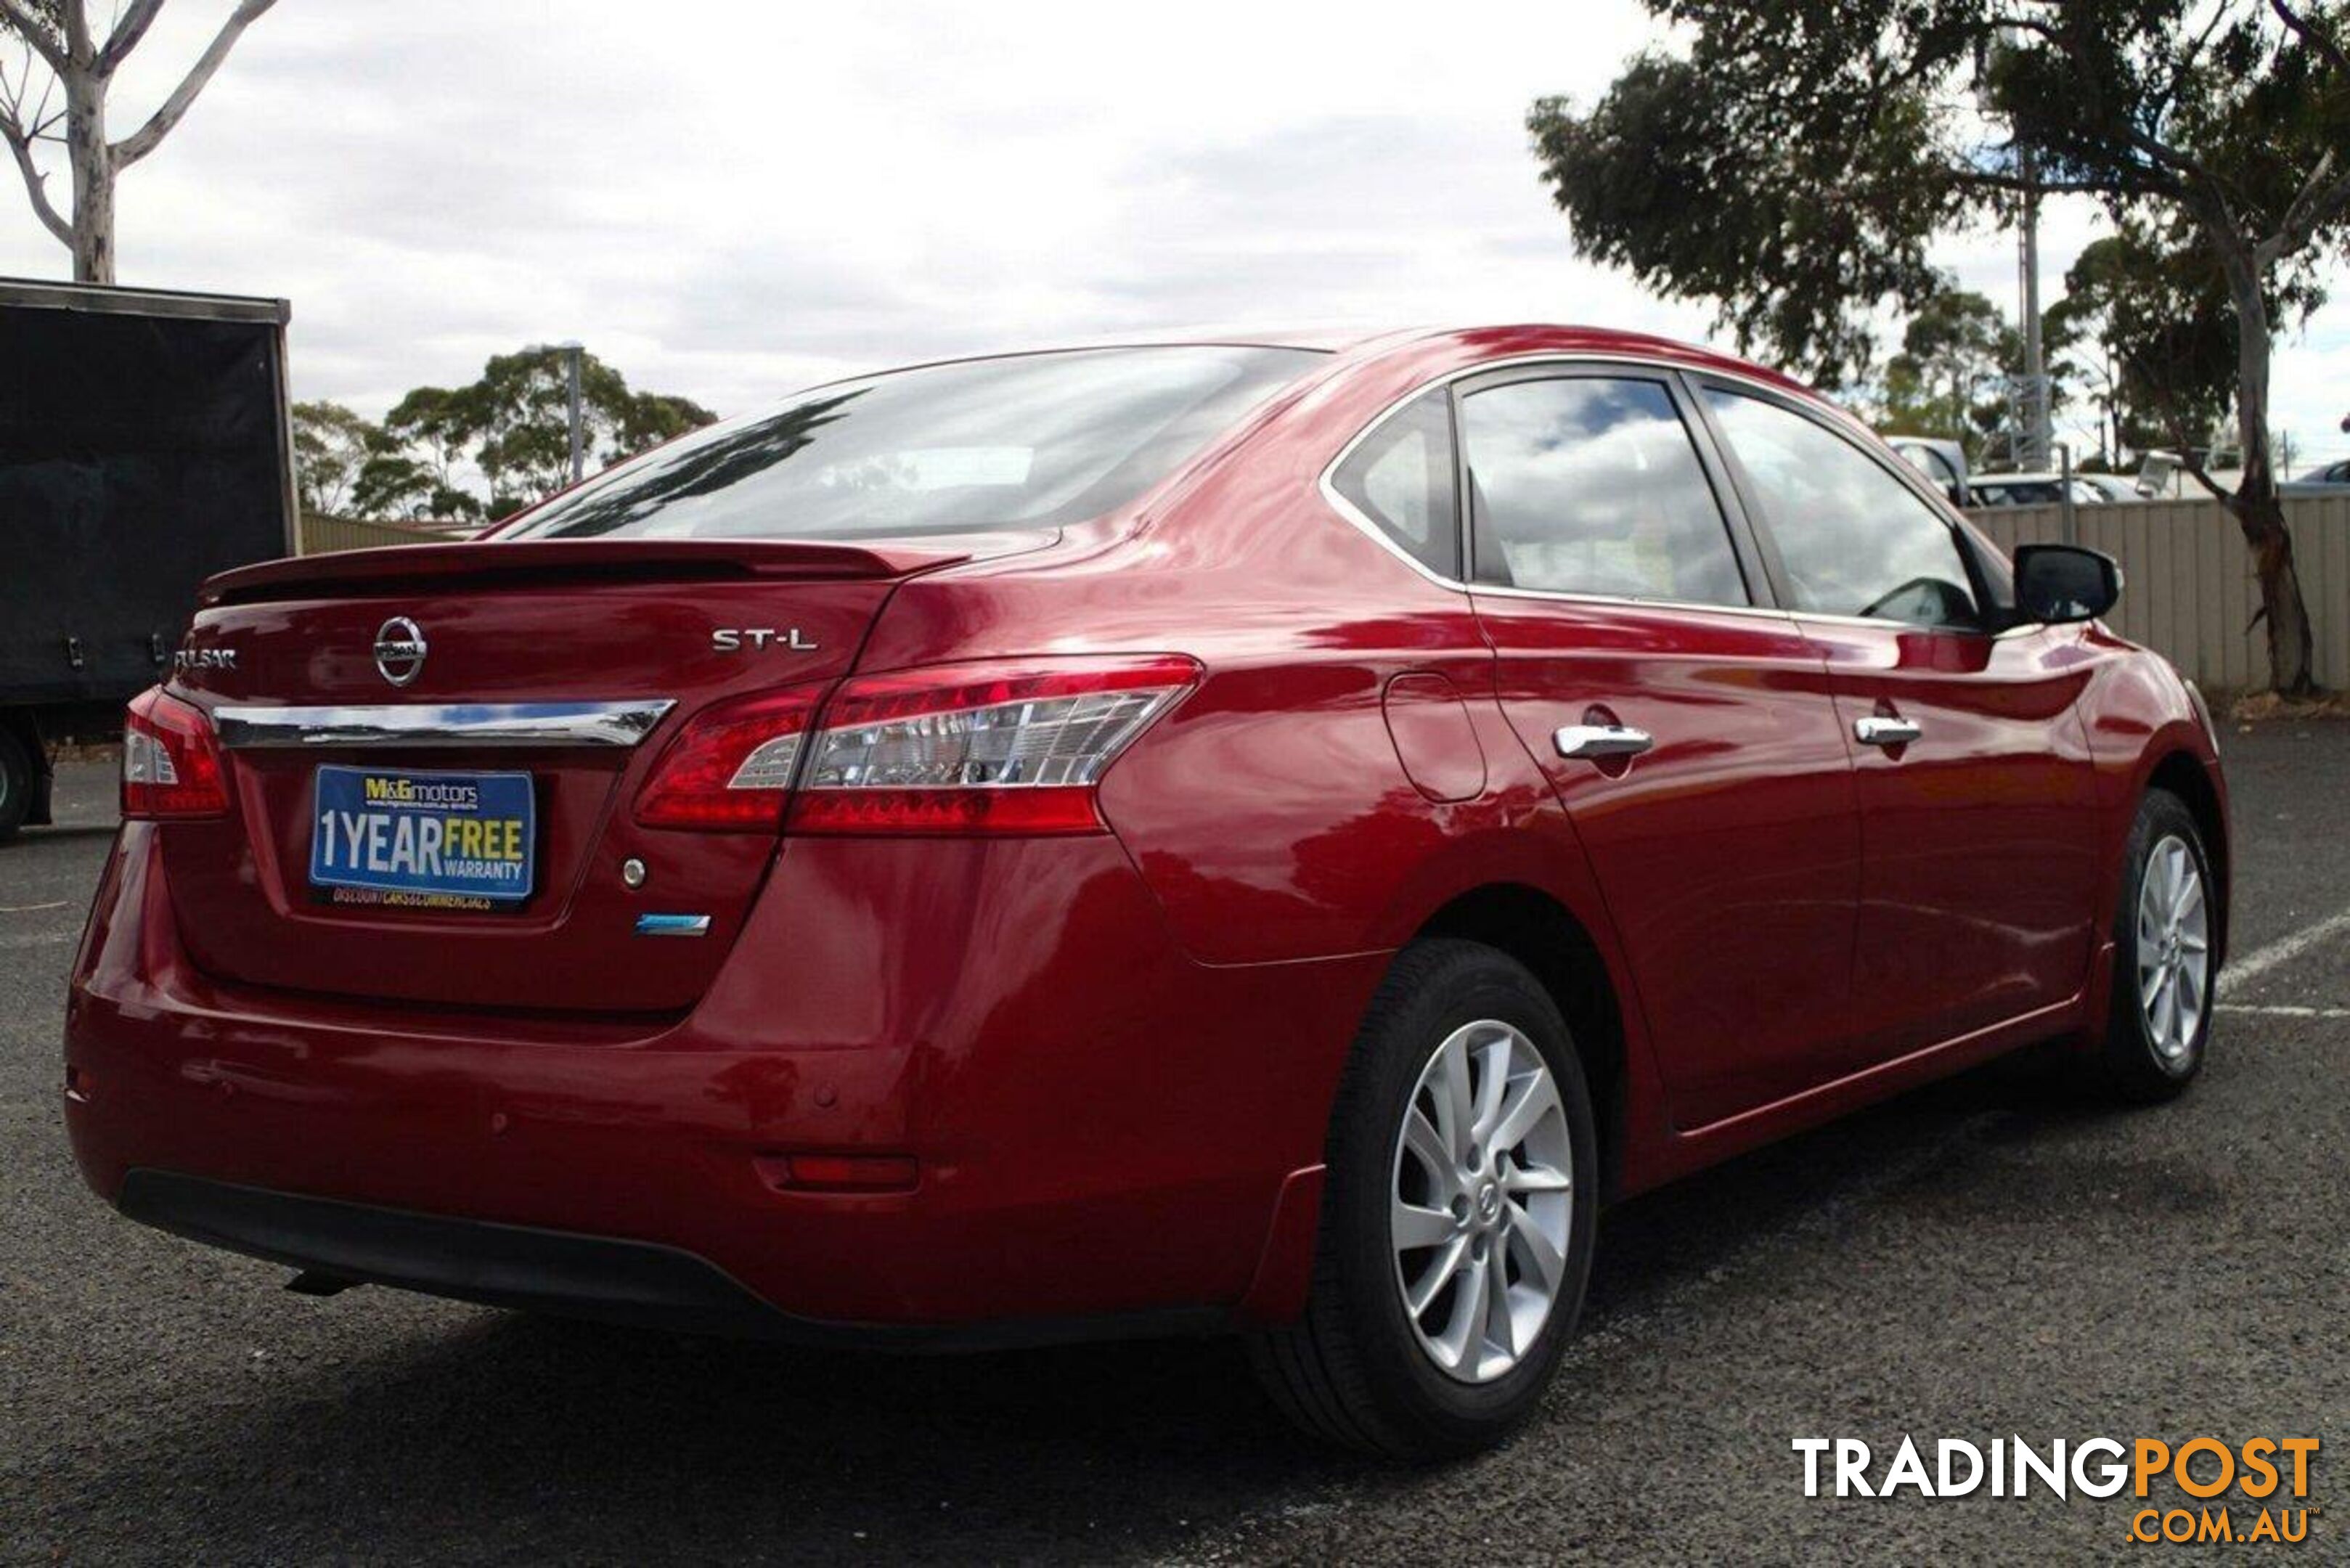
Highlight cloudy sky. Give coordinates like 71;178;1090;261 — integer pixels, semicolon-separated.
6;0;2345;470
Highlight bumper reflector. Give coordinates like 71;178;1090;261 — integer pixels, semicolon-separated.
758;1153;920;1193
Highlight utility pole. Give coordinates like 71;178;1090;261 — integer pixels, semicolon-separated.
526;340;589;493
559;340;585;486
2017;149;2052;470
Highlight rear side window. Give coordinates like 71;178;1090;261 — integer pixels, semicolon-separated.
1458;377;1749;605
505;346;1323;542
1330;390;1459;577
1702;389;1980;629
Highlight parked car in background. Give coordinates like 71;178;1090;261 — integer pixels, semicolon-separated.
1967;472;2113;508
65;325;2229;1460
1888;436;1967;507
2073;473;2137;504
2285;459;2350;493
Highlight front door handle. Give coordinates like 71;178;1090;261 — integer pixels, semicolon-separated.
1854;716;1922;748
1555;724;1655;760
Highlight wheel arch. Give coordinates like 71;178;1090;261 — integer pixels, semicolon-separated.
2145;748;2229;969
1411;882;1629;1200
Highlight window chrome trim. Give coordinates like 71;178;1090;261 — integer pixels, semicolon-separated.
1314;351;1814;621
1472;583;1799;621
211;700;676;750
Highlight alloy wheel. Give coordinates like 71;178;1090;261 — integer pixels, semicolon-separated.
2136;833;2211;1067
1389;1019;1573;1383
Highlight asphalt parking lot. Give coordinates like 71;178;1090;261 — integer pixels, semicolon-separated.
4;728;2343;1565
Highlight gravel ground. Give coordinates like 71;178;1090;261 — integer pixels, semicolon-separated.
2;729;2341;1565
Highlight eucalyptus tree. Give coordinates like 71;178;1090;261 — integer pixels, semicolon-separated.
1533;1;2350;693
0;0;278;282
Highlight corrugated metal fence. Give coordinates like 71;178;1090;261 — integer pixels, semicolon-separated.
297;514;474;555
1967;494;2350;693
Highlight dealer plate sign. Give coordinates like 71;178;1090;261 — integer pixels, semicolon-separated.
309;766;535;910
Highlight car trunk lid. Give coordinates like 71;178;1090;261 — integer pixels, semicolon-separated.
159;534;1045;1013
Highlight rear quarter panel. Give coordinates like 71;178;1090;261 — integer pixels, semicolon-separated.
852;340;1631;973
852;338;1676;1204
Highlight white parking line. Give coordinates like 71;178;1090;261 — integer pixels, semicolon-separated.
2218;1003;2350;1020
2222;908;2350;988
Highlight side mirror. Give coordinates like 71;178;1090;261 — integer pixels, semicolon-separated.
2014;543;2121;624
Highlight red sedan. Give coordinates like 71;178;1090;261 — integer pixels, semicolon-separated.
65;326;2227;1457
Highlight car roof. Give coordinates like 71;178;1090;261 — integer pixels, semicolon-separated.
907;322;1795;366
780;324;1818;409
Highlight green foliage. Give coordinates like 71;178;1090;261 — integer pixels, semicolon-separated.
1528;1;2350;384
1533;0;2350;690
2047;227;2322;461
1869;290;2088;466
324;350;717;521
290;400;378;514
1530;49;1953;385
1874;291;2011;462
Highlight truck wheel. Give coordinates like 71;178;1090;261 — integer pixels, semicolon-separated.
1248;939;1597;1460
0;726;31;842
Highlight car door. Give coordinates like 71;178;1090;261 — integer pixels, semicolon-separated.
1692;381;2102;1061
1454;364;1864;1130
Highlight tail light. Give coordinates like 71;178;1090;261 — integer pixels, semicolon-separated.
632;658;1196;836
121;687;229;820
792;656;1198;836
633;686;822;830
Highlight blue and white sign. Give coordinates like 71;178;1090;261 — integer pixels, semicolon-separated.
310;766;536;907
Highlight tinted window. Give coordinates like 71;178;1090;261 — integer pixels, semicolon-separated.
1459;377;1747;605
1331;390;1458;576
507;346;1323;542
1705;390;1980;628
1975;479;2066;507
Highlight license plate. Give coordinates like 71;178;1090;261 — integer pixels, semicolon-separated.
309;765;536;910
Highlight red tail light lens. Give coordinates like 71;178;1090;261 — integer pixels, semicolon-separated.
787;656;1198;837
634;686;823;830
121;687;229;820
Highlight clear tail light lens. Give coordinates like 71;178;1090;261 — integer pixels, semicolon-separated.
788;656;1198;836
633;686;822;830
121;687;229;820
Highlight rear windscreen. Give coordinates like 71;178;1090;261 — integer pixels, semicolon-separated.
504;345;1326;542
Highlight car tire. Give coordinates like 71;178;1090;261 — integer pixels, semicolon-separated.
2092;790;2216;1103
0;726;31;844
1248;939;1599;1460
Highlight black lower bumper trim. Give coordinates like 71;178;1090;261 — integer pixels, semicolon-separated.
115;1170;1228;1351
119;1169;792;1339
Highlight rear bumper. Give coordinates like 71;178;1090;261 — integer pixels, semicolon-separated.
116;1171;1223;1349
65;825;1380;1335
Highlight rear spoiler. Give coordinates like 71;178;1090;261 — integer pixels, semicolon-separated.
200;535;1043;608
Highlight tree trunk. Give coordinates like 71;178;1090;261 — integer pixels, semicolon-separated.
63;62;112;283
2213;224;2317;694
2232;490;2317;695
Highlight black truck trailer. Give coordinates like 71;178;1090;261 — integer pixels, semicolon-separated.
0;278;295;840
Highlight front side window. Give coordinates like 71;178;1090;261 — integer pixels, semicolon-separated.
1330;390;1459;576
1458;376;1749;606
1703;389;1980;629
505;346;1324;542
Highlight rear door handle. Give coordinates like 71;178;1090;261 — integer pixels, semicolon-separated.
1554;724;1655;760
1854;716;1922;748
